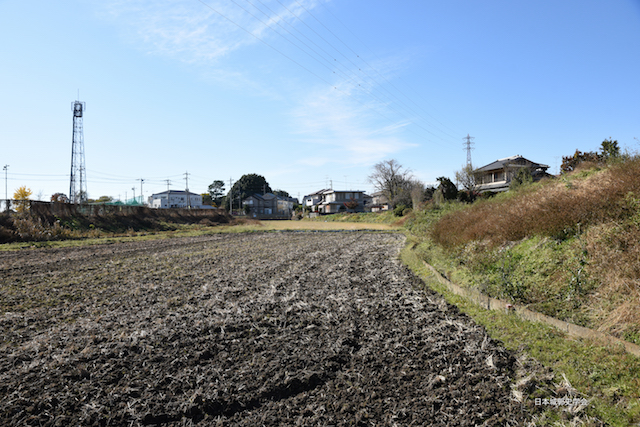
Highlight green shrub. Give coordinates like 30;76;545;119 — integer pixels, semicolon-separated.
393;204;407;216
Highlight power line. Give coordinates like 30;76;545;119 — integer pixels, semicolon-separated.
3;165;8;207
272;0;432;131
317;1;464;139
196;0;459;145
287;1;463;143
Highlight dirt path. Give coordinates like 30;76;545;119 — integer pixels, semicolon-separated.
1;232;529;426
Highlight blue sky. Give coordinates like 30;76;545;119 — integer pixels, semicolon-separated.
1;0;639;203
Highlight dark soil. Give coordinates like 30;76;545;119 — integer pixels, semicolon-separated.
1;232;534;426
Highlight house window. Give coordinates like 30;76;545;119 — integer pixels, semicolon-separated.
494;171;505;182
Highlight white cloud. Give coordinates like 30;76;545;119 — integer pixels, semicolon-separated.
291;81;418;166
96;0;323;65
94;0;420;168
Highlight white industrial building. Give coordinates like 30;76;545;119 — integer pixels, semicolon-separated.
148;190;204;209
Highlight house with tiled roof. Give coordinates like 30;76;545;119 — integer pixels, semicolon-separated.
474;155;550;193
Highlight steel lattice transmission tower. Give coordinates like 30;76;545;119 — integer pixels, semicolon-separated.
69;99;87;204
463;134;475;168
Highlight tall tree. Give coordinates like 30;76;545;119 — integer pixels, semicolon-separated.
600;137;620;159
208;180;226;205
436;177;457;200
455;164;478;192
274;189;291;198
229;174;272;203
13;186;32;212
368;159;414;208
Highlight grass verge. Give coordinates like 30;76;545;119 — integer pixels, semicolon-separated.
401;237;640;426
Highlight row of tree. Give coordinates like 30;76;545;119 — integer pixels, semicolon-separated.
561;138;620;172
367;138;623;210
367;159;459;210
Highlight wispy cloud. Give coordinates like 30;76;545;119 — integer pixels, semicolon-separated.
94;0;419;167
291;78;418;166
96;0;322;65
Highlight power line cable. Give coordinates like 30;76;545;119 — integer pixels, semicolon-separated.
301;0;460;141
317;1;464;138
270;0;459;143
196;0;449;144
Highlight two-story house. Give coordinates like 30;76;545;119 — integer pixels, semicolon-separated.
305;189;366;214
303;189;331;210
474;155;550;193
243;193;296;218
369;191;390;212
149;190;204;209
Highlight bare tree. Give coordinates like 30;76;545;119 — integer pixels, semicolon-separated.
368;159;414;208
455;164;478;192
410;180;426;209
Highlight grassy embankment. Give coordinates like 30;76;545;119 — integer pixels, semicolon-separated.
400;157;640;426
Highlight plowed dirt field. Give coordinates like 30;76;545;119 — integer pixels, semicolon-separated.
1;232;530;426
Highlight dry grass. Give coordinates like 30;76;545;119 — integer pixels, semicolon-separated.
431;158;640;249
0;208;233;244
419;156;640;345
582;221;640;341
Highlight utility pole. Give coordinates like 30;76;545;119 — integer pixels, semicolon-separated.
3;165;8;211
184;172;191;208
229;177;233;213
139;178;144;205
131;187;136;204
463;134;475;168
165;179;171;208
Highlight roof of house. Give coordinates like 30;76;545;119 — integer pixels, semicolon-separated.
151;190;201;197
474;155;549;173
305;189;365;197
326;189;365;193
244;193;296;202
304;189;332;197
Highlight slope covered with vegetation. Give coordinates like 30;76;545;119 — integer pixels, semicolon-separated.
411;157;640;344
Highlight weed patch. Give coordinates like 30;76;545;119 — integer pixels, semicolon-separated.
401;244;640;426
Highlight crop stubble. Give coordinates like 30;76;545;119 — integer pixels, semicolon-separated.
1;232;529;426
